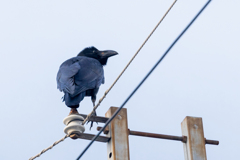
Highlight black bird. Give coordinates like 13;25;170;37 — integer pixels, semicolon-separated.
57;46;118;128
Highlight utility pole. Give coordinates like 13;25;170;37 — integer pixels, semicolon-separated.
62;107;218;160
105;107;130;160
181;116;207;160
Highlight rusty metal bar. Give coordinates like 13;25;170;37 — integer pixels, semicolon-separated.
79;114;109;123
129;129;187;143
97;126;109;134
205;139;219;145
97;127;219;145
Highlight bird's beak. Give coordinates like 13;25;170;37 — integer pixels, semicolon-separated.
101;50;118;58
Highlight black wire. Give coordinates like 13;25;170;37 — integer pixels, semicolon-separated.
76;1;211;159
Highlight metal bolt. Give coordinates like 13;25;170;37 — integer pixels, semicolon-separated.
118;115;122;120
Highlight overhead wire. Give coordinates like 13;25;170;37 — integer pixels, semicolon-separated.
76;0;212;159
28;1;176;160
81;0;178;125
29;134;69;160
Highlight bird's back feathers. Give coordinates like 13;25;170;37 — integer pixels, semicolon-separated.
57;56;104;98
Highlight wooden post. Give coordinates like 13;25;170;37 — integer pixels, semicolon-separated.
105;107;130;160
181;116;207;160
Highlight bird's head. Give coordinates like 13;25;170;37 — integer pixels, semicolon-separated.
77;46;118;65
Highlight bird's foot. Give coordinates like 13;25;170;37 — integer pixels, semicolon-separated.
87;110;98;130
69;108;79;115
91;110;97;117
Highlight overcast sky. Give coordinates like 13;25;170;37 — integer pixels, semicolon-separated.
0;0;239;160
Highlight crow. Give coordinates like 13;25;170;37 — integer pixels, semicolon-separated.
57;46;118;128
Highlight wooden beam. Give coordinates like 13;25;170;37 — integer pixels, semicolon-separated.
105;107;130;160
181;116;207;160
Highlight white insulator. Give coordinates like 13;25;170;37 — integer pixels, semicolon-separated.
63;114;85;135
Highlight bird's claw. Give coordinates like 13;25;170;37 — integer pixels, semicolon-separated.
87;110;98;130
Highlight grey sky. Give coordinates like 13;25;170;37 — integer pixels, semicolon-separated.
0;0;239;159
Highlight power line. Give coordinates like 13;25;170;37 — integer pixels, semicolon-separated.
28;1;177;159
81;0;178;125
76;0;212;159
29;134;69;160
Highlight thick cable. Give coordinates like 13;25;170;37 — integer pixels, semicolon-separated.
82;0;177;125
29;134;69;160
76;0;212;159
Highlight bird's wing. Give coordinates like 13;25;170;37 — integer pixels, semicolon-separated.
72;57;104;97
57;57;81;95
